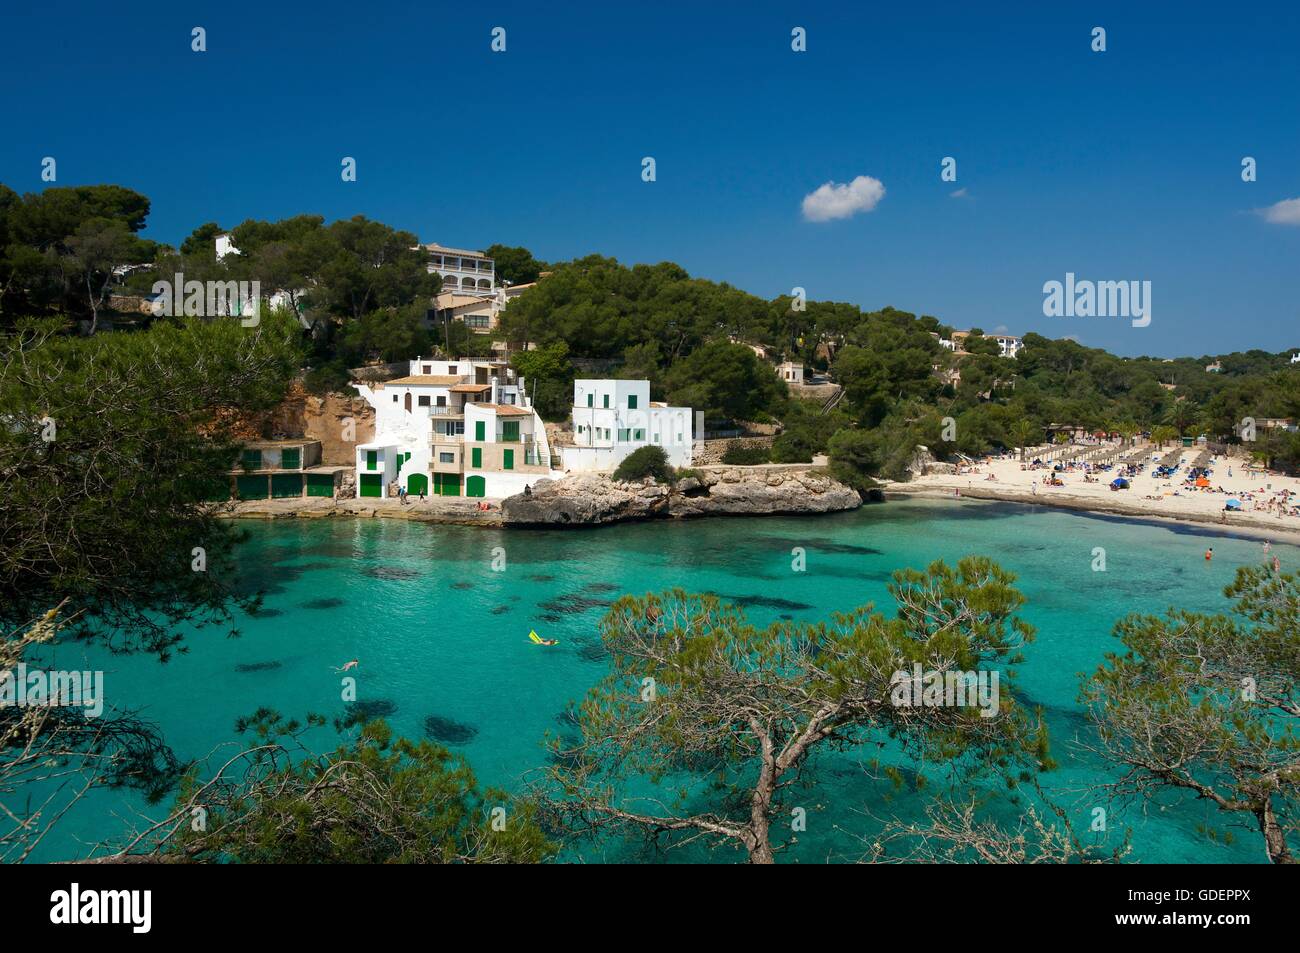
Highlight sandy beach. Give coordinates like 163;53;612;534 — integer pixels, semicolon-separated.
886;443;1300;544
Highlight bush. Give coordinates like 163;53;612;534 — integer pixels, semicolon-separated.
612;445;674;483
721;441;771;465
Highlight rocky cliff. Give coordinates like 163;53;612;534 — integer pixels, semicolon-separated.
499;466;862;525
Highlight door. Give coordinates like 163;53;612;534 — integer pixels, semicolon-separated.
404;392;412;412
466;475;486;497
236;475;268;500
272;473;302;498
359;474;382;498
306;473;335;497
503;449;514;470
502;421;519;442
407;473;428;496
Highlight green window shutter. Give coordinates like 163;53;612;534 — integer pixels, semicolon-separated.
281;447;300;470
475;421;485;441
587;394;593;407
603;394;609;408
502;421;520;442
628;394;637;409
635;429;644;440
471;447;482;468
366;450;377;470
241;449;262;470
503;449;514;470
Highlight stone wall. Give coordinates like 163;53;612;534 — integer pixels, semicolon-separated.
692;435;775;466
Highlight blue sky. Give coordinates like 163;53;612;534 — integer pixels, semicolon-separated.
2;0;1297;358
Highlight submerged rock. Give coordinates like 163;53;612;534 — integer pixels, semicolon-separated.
423;715;478;745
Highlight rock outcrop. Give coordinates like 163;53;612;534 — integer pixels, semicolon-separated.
500;466;862;526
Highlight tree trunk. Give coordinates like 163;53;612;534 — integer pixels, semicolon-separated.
1258;801;1294;864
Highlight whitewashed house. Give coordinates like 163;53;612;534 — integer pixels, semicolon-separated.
562;380;694;472
352;358;560;498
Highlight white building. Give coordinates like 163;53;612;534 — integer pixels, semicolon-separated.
991;334;1023;358
352;358;559;499
422;243;495;296
1290;353;1300;364
776;361;804;385
214;233;303;318
562;380;694;472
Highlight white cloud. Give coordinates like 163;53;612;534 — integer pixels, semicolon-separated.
801;175;885;222
949;187;969;198
1258;197;1300;225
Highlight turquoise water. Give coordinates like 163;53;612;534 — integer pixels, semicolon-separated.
27;499;1285;863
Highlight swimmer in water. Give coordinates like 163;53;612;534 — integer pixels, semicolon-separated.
1205;548;1214;561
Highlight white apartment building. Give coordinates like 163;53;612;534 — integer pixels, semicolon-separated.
992;334;1024;359
352;357;559;499
562;380;694;472
422;243;495;296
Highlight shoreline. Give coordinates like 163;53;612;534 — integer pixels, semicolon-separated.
885;483;1300;545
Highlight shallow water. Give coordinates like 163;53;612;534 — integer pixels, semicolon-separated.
26;498;1284;862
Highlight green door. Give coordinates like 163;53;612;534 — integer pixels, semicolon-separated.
466;475;486;497
503;449;514;470
271;473;302;498
502;421;519;442
281;447;301;470
359;473;382;498
407;473;428;496
475;421;485;441
306;473;335;497
236;475;268;500
433;473;462;496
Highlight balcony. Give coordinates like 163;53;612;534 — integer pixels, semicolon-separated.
430;405;464;417
432;431;463;445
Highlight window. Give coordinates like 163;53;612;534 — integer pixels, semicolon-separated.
366;450;377;470
634;429;644;441
618;429;629;441
418;395;430;407
439;452;454;463
471;447;482;468
448;365;457;375
475;421;485;441
281;448;300;470
392;394;398;402
502;421;520;442
503;448;514;470
628;394;638;409
603;394;609;408
241;449;262;470
436;395;446;406
587;394;593;407
422;365;431;374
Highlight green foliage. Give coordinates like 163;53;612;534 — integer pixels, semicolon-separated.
511;341;573;421
171;715;553;863
1083;564;1300;863
612;444;673;483
547;558;1042;862
484;244;546;285
663;340;786;421
0;313;302;655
